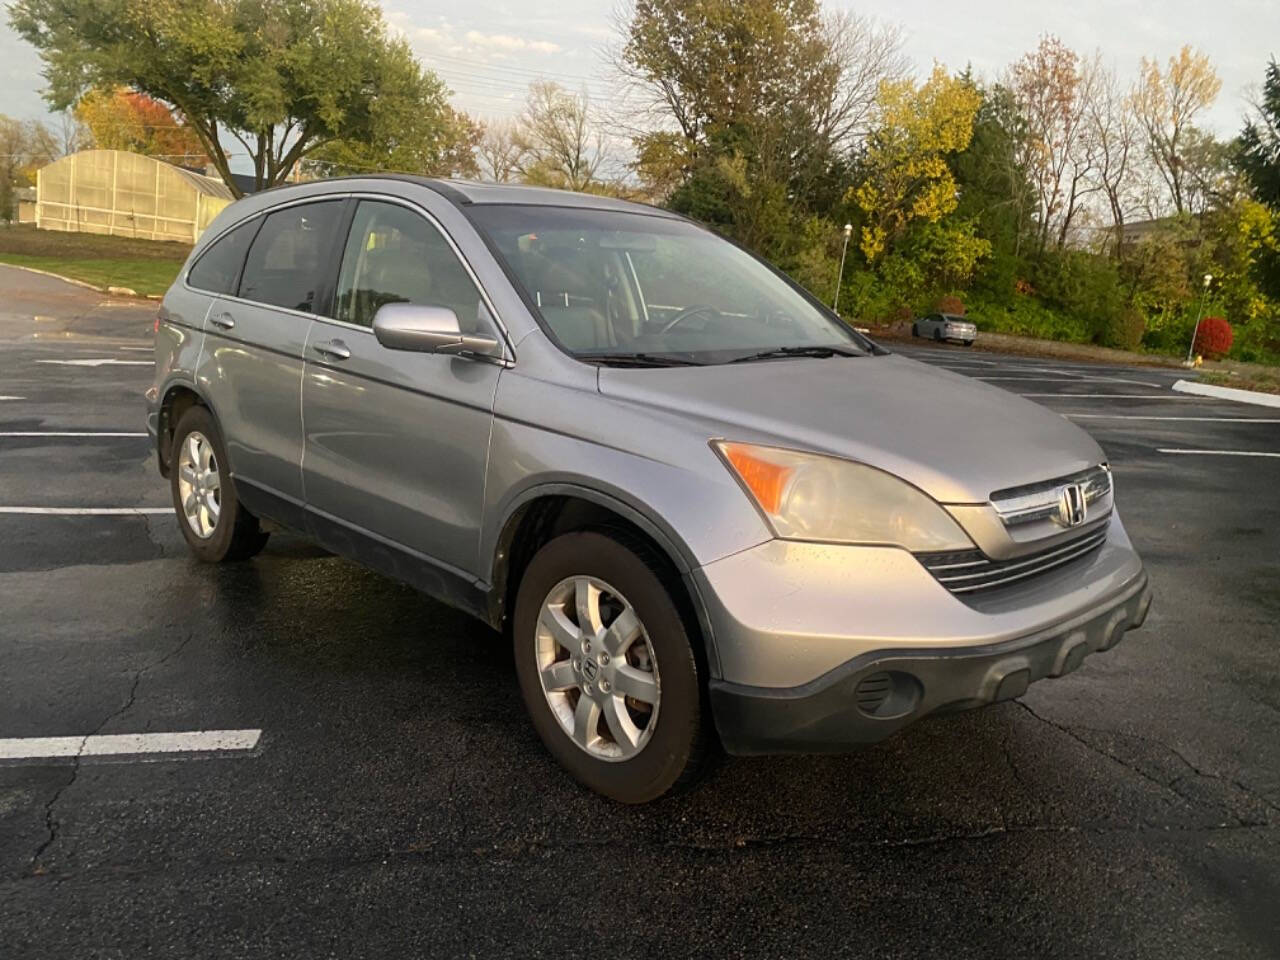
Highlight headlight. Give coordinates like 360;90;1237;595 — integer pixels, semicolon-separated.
714;441;973;551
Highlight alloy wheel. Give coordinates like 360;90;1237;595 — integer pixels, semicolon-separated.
176;430;221;539
535;575;661;761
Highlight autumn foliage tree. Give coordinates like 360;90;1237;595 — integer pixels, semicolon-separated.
9;0;477;196
1133;46;1222;215
1008;36;1100;253
850;65;981;263
75;87;207;165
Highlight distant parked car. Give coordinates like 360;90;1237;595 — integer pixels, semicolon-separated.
914;313;976;346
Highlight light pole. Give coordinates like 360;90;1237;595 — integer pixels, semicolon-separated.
1184;273;1213;366
832;223;852;314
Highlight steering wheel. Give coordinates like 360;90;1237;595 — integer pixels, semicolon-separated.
660;304;719;334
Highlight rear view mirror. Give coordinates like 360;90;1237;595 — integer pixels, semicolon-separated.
372;303;502;357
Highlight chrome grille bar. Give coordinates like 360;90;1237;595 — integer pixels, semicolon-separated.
917;526;1108;596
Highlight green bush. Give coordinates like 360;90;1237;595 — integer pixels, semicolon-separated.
1100;307;1146;351
967;296;1090;341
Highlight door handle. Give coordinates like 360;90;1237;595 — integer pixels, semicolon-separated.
313;339;351;361
210;311;235;330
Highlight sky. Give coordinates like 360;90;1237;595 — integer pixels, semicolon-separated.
2;0;1276;173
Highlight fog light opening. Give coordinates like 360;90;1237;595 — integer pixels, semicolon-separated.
854;671;922;719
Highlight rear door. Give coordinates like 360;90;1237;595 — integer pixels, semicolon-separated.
301;196;504;580
200;198;346;526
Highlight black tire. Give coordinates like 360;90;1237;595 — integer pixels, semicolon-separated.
911;324;919;337
512;531;709;803
933;328;943;342
963;339;975;347
169;405;268;563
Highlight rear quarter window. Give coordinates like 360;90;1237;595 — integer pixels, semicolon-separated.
187;219;260;295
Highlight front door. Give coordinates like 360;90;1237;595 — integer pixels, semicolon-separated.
301;197;504;586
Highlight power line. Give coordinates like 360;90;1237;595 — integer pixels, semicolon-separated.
425;49;614;86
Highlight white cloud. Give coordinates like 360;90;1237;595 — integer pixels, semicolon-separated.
463;30;561;54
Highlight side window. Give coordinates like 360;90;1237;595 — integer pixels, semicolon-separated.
188;219;259;294
335;200;485;331
238;201;344;313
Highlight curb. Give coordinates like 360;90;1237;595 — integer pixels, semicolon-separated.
0;262;148;300
1173;379;1280;409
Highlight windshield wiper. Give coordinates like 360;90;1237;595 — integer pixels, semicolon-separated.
727;344;864;364
575;352;707;368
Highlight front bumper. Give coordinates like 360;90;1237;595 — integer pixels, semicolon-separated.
696;513;1150;754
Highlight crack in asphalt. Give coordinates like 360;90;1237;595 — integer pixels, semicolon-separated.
1014;700;1278;824
139;511;169;560
28;629;196;872
8;820;1277;883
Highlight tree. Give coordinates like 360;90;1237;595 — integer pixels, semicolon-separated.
951;79;1038;293
1133;45;1222;215
1085;63;1140;256
75;86;207;165
0;116;30;221
849;65;981;264
9;0;469;197
1007;36;1100;252
306;105;480;180
477;120;527;184
1238;58;1280;302
514;81;604;190
616;0;903;213
1240;59;1280;207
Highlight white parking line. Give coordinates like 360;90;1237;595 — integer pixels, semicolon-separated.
1157;448;1280;458
0;729;262;761
1067;415;1280;423
36;358;153;368
0;396;25;401
0;431;148;438
0;506;170;515
1020;393;1197;400
980;375;1165;388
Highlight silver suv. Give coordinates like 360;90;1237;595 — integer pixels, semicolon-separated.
147;178;1150;802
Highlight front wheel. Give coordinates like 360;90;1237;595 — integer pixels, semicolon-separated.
911;324;919;338
512;531;709;802
170;406;268;562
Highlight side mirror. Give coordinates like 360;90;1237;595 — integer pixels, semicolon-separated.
372;302;502;357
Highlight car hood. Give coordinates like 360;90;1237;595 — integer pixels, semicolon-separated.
596;353;1104;504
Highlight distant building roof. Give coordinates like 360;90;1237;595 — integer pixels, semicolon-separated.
190;166;260;196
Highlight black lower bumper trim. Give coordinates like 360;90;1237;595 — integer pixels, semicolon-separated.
709;572;1151;755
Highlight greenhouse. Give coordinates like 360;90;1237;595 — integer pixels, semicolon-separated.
35;149;235;243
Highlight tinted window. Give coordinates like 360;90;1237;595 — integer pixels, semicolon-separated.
335;200;484;331
188;219;258;294
238;201;344;313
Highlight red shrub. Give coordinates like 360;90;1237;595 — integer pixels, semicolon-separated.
1193;316;1232;359
936;295;965;316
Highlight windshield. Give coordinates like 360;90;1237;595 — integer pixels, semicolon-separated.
467;204;869;364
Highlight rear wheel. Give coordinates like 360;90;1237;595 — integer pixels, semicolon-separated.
963;339;975;347
512;531;708;803
933;329;943;342
911;324;919;337
170;406;268;563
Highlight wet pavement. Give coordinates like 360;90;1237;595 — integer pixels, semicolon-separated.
1;264;1278;958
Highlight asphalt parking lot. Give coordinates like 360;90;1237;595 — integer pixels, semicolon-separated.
1;263;1278;959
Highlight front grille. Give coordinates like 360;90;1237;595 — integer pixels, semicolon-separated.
991;465;1112;528
918;525;1108;595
